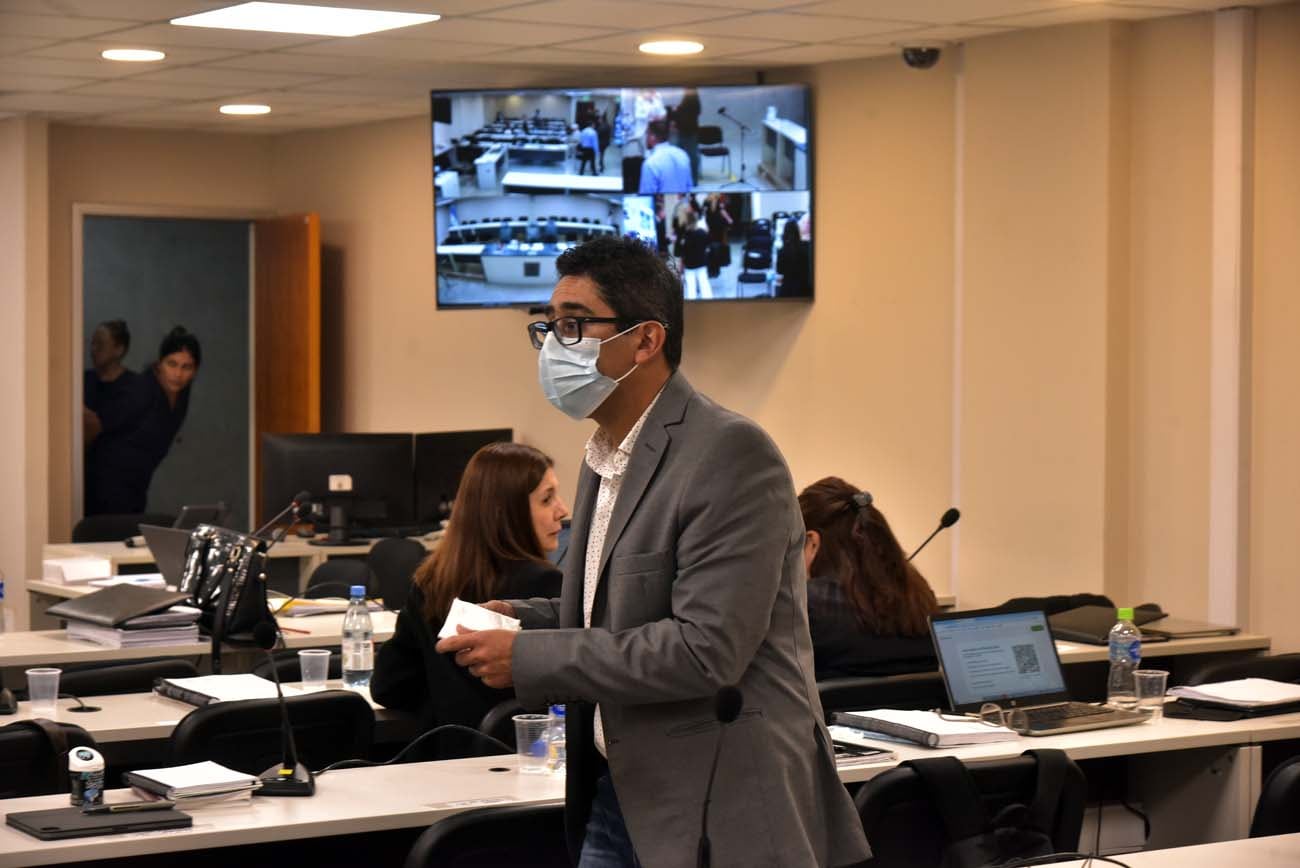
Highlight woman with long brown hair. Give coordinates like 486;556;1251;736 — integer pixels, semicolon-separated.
798;477;939;679
371;442;567;730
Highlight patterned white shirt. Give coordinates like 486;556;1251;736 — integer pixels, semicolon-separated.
583;390;662;755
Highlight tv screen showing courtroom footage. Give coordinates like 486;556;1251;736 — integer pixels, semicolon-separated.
433;85;813;308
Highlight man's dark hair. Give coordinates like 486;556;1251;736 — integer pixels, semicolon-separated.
100;319;130;355
646;119;670;143
555;236;683;370
158;325;202;368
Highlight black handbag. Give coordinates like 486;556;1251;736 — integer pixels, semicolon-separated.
177;524;275;673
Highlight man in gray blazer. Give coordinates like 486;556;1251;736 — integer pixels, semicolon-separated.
438;237;869;868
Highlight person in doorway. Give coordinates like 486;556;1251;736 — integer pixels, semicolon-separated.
437;236;870;868
83;319;138;447
371;442;566;735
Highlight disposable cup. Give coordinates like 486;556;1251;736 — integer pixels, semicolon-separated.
298;649;331;690
26;667;61;715
1134;669;1169;720
513;714;550;774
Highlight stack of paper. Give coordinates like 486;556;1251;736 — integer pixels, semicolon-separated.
42;556;113;584
1169;678;1300;709
88;573;168;589
437;597;522;639
65;604;201;649
831;709;1019;748
155;673;283;706
125;761;261;801
274;597;386;618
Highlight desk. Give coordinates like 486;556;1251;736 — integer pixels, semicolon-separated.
1055;632;1270;664
474;145;506;188
1052;833;1300;867
500;171;622;195
0;610;397;673
3;711;1299;866
506;142;568;164
760;117;808;190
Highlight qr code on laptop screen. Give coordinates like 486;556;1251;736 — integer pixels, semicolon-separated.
1013;643;1041;675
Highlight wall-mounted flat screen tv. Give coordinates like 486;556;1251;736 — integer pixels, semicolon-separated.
432;85;812;309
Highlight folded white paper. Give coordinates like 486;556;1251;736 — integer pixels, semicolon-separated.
437;597;521;640
42;556;113;584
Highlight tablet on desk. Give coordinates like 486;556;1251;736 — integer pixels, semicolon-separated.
5;806;191;840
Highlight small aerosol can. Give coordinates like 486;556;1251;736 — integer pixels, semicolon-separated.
69;746;105;808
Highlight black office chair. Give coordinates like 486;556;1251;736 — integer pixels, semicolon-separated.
0;720;98;798
1251;755;1300;837
59;658;200;697
304;557;374;599
170;690;374;775
72;512;176;543
818;671;947;718
856;751;1086;868
743;248;771;271
368;537;425;612
403;804;569;868
252;649;343;682
995;593;1115;616
479;697;529;752
1183;652;1300;687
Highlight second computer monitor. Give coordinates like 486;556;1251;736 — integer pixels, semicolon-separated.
261;433;415;531
414;429;513;524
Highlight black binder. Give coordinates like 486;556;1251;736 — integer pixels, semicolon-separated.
45;585;191;628
5;806;191;840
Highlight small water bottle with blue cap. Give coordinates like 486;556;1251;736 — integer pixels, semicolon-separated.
342;584;373;689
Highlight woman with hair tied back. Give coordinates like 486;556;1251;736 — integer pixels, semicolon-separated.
798;477;940;680
371;442;567;736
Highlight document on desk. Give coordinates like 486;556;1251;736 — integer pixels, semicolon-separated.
437;597;521;639
1169;678;1300;708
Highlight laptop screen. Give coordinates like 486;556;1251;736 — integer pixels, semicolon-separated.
930;609;1069;710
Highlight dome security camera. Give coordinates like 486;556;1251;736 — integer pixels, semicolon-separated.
901;46;941;69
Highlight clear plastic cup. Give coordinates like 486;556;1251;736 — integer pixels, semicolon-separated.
1134;669;1169;720
298;649;331;690
513;714;550;774
26;668;61;715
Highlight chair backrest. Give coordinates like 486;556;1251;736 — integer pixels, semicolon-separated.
170;690;374;775
305;557;374;599
252;649;343;682
403;804;569;868
72;512;175;542
698;125;724;146
818;671;947;717
479;697;528;751
0;720;98;798
1251;755;1300;837
995;593;1115;617
368;537;426;612
59;658;200;697
856;752;1086;868
1184;653;1300;687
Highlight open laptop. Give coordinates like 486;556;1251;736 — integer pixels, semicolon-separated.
929;607;1147;736
138;524;195;587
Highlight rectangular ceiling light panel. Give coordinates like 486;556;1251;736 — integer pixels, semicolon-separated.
171;2;439;37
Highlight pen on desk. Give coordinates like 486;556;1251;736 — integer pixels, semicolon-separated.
278;625;310;635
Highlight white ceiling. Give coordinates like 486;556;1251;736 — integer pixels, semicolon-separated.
0;0;1285;133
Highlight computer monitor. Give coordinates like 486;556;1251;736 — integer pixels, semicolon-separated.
261;433;415;544
414;429;513;524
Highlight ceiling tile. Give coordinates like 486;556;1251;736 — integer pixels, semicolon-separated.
844;23;1014;44
652;0;821;8
0;1;227;19
295;76;436;97
285;34;512;60
0;71;93;91
379;17;618;46
32;40;242;66
0;55;143;79
100;22;329;50
201;51;410;75
0;34;58;56
792;0;1075;24
132;65;327;88
559;31;795;58
0;12;138;38
65;77;248;99
681;12;923;42
0;90;166;113
480;0;740;29
217;88;381;107
726;42;896;64
977;3;1186;27
300;0;528;12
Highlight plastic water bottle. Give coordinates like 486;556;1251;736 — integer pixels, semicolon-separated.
1107;607;1142;709
546;704;566;775
341;585;374;689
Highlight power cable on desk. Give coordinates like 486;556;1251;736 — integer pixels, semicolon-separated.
313;725;512;776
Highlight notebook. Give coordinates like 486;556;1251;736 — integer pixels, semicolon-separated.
1169;678;1300;709
154;673;281;706
929;607;1147;736
830;709;1017;748
46;585;191;628
5;806;191;840
124;761;261;800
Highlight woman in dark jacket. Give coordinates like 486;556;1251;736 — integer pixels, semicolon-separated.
371;442;567;735
799;477;940;679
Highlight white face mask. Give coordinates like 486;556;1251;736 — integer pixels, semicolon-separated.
537;324;641;420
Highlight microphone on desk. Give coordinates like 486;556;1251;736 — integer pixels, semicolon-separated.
253;490;313;540
252;621;315;797
908;507;961;562
698;685;744;868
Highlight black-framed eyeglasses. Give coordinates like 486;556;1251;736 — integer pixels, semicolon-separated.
527;316;635;350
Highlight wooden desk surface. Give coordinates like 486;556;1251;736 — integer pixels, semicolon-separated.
1052;834;1300;867
0;611;397;668
1054;632;1270;664
3;710;1299;867
43;537;422;567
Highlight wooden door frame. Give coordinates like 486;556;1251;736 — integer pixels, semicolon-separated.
71;203;272;528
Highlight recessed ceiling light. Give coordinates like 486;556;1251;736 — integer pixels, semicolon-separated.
172;2;439;37
220;104;272;115
101;48;166;62
638;40;704;56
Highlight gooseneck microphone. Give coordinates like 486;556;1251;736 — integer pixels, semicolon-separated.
908;507;961;562
252;622;315;796
698;685;744;868
252;490;313;540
